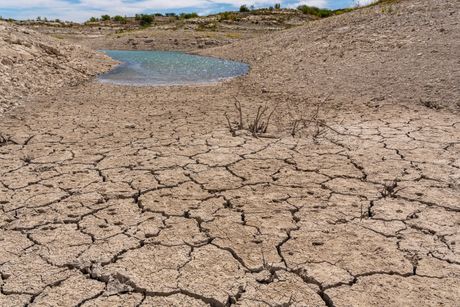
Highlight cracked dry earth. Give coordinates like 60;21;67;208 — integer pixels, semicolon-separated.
1;82;459;306
1;1;460;306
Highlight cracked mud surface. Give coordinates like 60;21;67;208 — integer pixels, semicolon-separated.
1;0;459;306
1;82;458;306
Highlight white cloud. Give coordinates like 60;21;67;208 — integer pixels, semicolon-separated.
294;0;328;7
353;0;376;6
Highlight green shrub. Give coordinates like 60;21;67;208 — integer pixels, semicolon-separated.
180;12;199;19
239;5;250;12
274;3;281;10
101;15;111;21
297;5;334;18
88;17;98;22
139;14;154;26
112;15;127;23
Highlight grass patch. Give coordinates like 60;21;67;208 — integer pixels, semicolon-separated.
197;23;217;32
218;12;240;22
225;32;242;39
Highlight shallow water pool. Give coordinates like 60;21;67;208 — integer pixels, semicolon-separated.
98;50;249;86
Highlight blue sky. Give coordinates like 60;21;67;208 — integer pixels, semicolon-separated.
0;0;374;22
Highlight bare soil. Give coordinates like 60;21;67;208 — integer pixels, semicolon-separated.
0;0;459;306
29;9;314;52
0;22;116;114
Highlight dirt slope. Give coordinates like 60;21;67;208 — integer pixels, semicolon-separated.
204;0;460;112
0;21;116;114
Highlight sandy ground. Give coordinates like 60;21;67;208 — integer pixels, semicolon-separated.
0;0;459;306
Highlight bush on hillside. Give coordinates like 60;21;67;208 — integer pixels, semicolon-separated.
101;15;111;21
239;5;250;12
297;5;334;18
138;14;154;26
180;13;199;19
112;15;127;23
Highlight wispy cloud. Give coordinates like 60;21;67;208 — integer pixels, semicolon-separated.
0;0;358;22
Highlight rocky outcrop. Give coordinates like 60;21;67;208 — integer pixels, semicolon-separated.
0;21;116;114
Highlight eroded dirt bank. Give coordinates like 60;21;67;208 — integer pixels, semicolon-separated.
0;21;116;114
0;0;459;306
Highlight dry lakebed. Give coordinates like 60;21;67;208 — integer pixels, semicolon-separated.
0;0;459;306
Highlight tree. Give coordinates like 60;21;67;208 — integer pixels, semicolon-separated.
275;3;281;10
240;5;250;12
101;15;111;21
88;17;98;22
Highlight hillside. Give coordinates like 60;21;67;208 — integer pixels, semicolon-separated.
0;21;116;114
205;0;460;113
25;9;318;52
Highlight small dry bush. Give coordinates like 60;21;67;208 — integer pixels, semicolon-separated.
0;133;11;145
224;95;342;141
225;98;277;138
